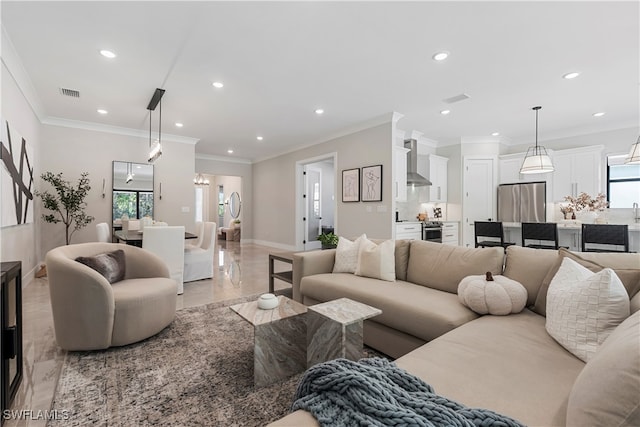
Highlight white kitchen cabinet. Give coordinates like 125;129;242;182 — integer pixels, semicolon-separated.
395;222;422;240
393;146;410;202
551;146;603;202
499;153;551;185
417;154;448;202
441;222;459;246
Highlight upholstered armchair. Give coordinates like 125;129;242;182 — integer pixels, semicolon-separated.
45;242;178;351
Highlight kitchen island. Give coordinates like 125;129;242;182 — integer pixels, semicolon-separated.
503;221;640;252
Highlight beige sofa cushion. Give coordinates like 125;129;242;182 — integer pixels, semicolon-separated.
503;245;558;307
396;310;585;426
566;311;640;426
370;238;410;281
406;241;504;294
533;249;640;316
355;239;395;281
300;273;478;342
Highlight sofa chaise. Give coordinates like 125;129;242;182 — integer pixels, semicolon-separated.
270;240;640;426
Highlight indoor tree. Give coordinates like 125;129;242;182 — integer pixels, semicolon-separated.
36;171;95;245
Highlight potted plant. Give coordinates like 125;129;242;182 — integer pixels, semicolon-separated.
317;232;339;249
36;171;95;245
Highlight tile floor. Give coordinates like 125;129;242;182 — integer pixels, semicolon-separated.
4;240;292;426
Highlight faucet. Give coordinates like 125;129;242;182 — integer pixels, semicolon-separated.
634;202;639;223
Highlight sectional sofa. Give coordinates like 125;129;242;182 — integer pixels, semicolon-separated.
270;240;640;426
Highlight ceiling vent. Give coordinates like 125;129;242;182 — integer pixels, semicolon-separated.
443;93;470;104
59;87;80;98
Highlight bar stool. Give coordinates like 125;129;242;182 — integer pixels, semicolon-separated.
581;224;629;253
474;221;515;250
521;222;559;250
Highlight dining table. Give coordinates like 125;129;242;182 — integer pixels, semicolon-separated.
114;230;198;247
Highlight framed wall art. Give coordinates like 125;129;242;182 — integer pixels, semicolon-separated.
341;168;360;202
361;164;382;202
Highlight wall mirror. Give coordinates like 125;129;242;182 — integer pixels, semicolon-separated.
112;161;154;222
229;191;241;219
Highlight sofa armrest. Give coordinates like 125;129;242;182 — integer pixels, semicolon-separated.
292;249;336;302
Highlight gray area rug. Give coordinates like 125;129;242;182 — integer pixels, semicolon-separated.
48;293;387;426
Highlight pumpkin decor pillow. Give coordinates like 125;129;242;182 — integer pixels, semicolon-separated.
458;272;528;315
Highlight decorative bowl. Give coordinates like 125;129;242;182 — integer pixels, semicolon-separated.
257;293;279;310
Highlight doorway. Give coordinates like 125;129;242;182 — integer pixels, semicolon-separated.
462;156;497;247
296;154;337;251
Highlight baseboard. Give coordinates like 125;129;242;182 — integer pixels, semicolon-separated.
244;239;298;252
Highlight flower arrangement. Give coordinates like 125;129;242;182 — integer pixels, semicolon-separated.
564;192;608;213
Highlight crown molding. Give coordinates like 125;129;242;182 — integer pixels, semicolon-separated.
195;153;252;165
251;112;396;164
42;116;199;145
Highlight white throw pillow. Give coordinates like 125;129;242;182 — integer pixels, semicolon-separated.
355;239;396;282
546;257;630;362
332;234;367;274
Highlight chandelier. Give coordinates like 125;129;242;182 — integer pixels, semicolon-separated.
194;174;210;186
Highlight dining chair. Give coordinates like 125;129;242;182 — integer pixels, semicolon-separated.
521;222;559;250
474;221;515;250
185;221;204;251
184;222;217;282
143;226;186;294
581;224;629;253
122;219;141;233
96;222;110;242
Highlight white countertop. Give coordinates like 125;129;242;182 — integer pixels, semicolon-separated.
503;222;640;231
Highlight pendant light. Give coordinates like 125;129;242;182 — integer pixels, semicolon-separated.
147;88;165;163
625;136;640;164
520;106;554;174
125;162;133;184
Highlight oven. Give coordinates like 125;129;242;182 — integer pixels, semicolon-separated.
422;222;443;243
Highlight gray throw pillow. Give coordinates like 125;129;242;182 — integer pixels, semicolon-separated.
76;249;126;284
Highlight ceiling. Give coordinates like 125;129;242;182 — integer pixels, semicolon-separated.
2;1;638;162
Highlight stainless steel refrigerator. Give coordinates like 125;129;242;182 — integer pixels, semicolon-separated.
497;182;546;222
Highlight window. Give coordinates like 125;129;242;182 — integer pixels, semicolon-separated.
113;190;153;219
194;187;203;223
607;155;640;208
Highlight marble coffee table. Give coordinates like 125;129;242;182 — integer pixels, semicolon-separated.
307;297;382;368
230;295;307;387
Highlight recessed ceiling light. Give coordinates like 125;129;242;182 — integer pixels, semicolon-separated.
100;50;116;59
491;132;500;136
315;108;324;115
256;136;263;141
212;82;224;88
432;51;449;61
227;149;233;154
175;122;183;127
440;109;451;115
563;72;580;79
97;109;108;115
592;112;606;117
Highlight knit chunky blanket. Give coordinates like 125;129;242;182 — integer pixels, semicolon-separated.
292;358;526;427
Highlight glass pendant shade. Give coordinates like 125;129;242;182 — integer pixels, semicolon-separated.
520;105;554;174
520;146;554;174
625;136;640;164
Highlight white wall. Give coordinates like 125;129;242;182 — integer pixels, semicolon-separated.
39;125;195;259
195;156;253;240
211;175;242;228
0;62;41;280
252;121;393;248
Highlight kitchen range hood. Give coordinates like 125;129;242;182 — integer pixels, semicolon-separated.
404;139;432;186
